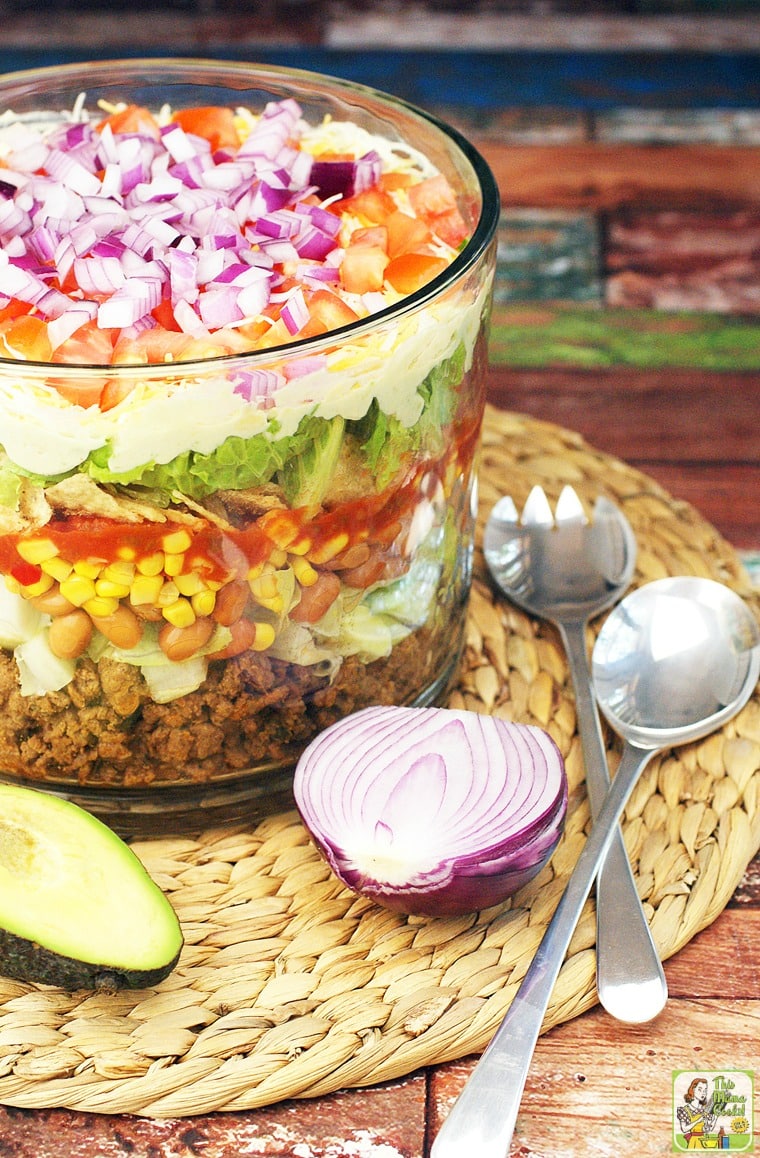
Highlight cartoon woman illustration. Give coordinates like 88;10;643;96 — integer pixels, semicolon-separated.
677;1078;719;1149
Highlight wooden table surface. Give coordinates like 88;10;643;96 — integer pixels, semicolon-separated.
1;26;760;1158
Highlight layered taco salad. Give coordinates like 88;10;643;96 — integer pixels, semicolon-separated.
0;84;495;791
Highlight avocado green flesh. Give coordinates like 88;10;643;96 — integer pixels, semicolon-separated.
0;785;183;990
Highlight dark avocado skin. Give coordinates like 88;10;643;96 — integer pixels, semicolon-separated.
0;927;182;991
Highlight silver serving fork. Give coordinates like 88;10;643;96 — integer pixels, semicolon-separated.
483;483;667;1023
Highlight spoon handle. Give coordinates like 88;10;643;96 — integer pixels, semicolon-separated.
558;619;667;1024
430;743;653;1158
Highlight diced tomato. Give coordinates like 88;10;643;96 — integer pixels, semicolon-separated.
338;187;396;226
429;207;469;248
350;225;389;251
151;298;182;332
112;326;195;365
98;104;161;140
99;377;135;411
0;315;53;361
380;171;417;193
304;290;360;333
0;298;33;323
340;244;389;294
52;321;115;367
172;106;240;152
385;210;432;259
385;253;449;295
48;374;109;408
247;318;293;352
408;174;459;219
407;174;469;247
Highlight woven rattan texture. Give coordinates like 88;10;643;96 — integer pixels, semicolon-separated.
0;407;758;1118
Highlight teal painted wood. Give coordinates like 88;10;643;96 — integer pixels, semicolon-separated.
0;50;758;111
494;211;602;304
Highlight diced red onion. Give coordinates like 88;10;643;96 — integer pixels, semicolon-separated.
294;706;569;917
97;278;162;329
280;286;309;335
231;366;283;401
47;304;98;349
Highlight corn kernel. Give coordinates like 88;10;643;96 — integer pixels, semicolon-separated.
60;574;97;607
117;545;137;561
291;557;319;587
191;589;216;617
22;572;54;598
251;622;276;651
260;511;300;551
288;536;313;557
130;574;164;606
16;538;59;565
157;580;180;608
246;562;265;582
103;560;136;585
41;556;74;582
162;597;196;628
175;571;205;597
269;548;288;568
73;559;104;580
95;578;131;600
84;595;120;618
162;528;193;555
3;576;22;595
308;533;349;564
164;552;185;578
136;551;165;577
249;572;279;602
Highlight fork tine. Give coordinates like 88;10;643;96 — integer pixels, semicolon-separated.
521;485;554;527
491;495;520;524
555;484;588;525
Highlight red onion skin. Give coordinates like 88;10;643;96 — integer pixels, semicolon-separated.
294;706;569;918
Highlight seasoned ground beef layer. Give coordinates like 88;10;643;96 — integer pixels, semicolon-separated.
0;627;453;789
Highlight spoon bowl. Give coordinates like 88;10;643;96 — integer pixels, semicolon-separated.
431;575;760;1158
593;574;760;750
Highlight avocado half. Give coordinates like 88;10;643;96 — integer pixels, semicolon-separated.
0;784;183;991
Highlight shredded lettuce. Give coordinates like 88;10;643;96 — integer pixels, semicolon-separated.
0;453;23;509
348;340;465;490
278;416;345;507
84;421;316;500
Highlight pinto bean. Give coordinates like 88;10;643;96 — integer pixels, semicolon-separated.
341;555;386;589
324;543;372;571
48;610;93;659
289;571;341;624
29;584;76;618
207;617;257;660
212;579;250;626
92;605;143;650
158;616;215;662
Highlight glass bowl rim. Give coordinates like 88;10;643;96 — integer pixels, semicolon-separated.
0;56;500;376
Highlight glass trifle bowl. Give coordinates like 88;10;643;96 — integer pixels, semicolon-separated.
0;59;499;833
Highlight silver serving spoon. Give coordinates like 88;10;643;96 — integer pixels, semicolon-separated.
431;576;760;1158
484;485;666;1023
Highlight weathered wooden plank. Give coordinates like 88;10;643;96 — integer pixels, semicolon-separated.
665;910;760;1000
486;366;760;464
430;998;760;1156
478;141;760;210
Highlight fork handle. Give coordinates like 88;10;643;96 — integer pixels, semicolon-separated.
558;619;667;1024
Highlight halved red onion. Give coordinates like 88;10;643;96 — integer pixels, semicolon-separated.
293;705;569;917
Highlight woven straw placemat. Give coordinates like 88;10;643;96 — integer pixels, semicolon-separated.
0;406;758;1118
